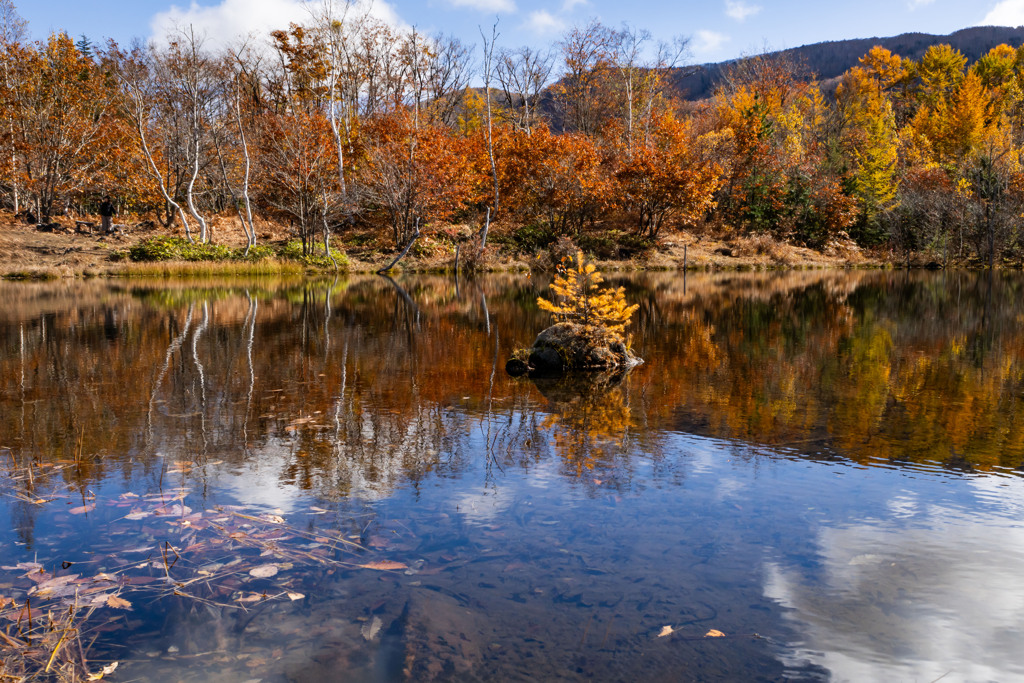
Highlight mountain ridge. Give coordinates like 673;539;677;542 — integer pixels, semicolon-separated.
674;25;1024;100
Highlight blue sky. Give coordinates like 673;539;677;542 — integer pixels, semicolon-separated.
14;0;1024;65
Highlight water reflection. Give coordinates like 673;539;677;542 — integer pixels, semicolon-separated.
4;270;1024;485
765;478;1024;680
1;271;1024;680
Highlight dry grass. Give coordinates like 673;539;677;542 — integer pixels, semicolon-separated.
0;597;104;683
730;233;795;265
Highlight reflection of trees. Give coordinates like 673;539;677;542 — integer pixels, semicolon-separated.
632;270;1024;469
531;371;666;485
2;270;1024;525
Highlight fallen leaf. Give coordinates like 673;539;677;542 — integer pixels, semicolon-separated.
368;535;390;549
86;661;118;681
286;592;305;601
154;504;192;516
235;593;265;603
88;593;111;606
249;564;279;578
106;595;132;609
657;625;675;638
361;616;383;641
705;629;725;638
358;560;408;571
69;504;95;515
2;562;42;571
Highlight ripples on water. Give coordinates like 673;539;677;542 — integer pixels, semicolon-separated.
1;271;1023;681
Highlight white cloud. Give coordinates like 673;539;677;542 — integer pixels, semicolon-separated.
561;0;588;11
524;9;566;34
150;0;405;49
907;0;936;7
447;0;517;12
725;0;761;21
692;29;729;58
981;0;1024;25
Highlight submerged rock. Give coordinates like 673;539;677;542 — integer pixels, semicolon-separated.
507;322;643;378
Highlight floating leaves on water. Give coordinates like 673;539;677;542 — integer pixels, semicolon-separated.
85;661;118;681
154;504;192;516
308;506;328;514
69;503;95;515
249;564;279;578
358;560;408;571
705;629;725;638
361;616;383;641
657;625;675;638
29;574;79;597
2;562;42;572
286;592;305;601
106;595;131;610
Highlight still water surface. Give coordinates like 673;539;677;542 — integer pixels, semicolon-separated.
1;270;1023;681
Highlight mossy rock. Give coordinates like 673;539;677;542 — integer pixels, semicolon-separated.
507;322;643;377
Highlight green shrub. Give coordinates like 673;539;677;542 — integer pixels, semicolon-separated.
577;233;617;259
493;223;557;254
240;244;275;262
280;240;348;268
129;236;234;262
616;233;657;258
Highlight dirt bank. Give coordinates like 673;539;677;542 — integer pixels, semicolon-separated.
0;213;880;279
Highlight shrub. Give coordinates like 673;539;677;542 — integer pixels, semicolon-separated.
280;240;349;268
240;244;275;262
129;236;233;262
577;233;617;259
458;241;492;271
494;223;557;254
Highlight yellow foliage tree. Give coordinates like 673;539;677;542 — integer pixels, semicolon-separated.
838;67;899;222
537;250;639;343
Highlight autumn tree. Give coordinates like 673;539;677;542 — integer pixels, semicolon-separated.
499;124;615;236
610;25;688;157
256;109;342;263
4;32;122;220
113;42;195;235
837;64;900;242
711;53;856;246
359;111;476;249
0;0;27;212
614;111;724;238
555;20;618;136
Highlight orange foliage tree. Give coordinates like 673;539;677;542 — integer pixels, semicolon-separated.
359;111;477;248
2;32;122;220
613;112;725;238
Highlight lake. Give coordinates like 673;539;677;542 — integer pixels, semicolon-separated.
1;270;1023;682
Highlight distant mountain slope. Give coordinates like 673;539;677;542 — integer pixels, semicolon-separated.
674;25;1024;100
